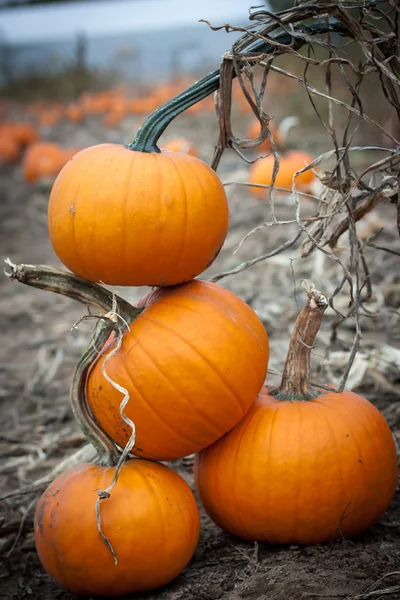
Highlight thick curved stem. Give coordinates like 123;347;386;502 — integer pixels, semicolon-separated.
129;23;346;153
70;318;120;466
276;284;329;401
5;260;139;323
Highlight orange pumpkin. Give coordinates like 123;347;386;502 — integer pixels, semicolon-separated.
247;120;280;151
38;108;62;128
48;144;229;286
23;142;67;183
0;121;38;147
103;109;125;128
0;130;20;163
250;149;316;197
64;103;84;123
195;289;398;545
87;280;269;460
162;138;198;157
35;459;200;597
195;387;398;544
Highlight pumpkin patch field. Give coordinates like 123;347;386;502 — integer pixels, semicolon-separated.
1;3;400;600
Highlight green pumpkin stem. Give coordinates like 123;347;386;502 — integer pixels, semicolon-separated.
129;22;345;154
277;284;328;401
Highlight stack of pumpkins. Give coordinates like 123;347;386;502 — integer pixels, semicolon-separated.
31;111;397;599
35;139;269;597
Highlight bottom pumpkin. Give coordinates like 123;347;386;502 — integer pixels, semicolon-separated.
195;385;398;545
34;459;200;597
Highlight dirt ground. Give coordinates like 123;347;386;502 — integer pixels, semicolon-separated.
1;107;400;600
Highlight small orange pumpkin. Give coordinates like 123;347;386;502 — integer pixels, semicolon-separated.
103;109;125;128
250;149;316;197
48;144;229;286
0;129;21;163
162;138;198;157
23;142;68;183
9;122;38;147
64;103;84;123
35;459;200;597
87;279;269;460
195;289;398;545
38;108;62;128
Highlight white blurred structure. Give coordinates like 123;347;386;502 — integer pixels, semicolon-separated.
0;0;270;83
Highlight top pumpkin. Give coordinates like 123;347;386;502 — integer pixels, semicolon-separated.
48;144;228;286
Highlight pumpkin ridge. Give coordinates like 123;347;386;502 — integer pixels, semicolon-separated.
230;410;258;538
319;402;349;530
333;397;370;504
172;289;267;347
186;158;228;251
73;145;113;280
350;395;385;464
118;354;197;449
308;403;325;539
139;314;246;414
290;402;304;541
163;152;189;271
135;327;226;439
241;406;267;536
121;149;136;283
133;465;169;580
264;401;281;535
142;297;265;383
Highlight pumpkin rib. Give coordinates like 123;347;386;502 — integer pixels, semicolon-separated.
357;400;398;496
318;400;362;535
164;152;189;270
232;407;264;538
184;157;222;274
262;399;280;536
290;402;303;541
120;151;135;282
135;323;227;439
141;315;245;414
70;146;111;278
353;396;384;464
335;399;369;506
308;403;327;537
135;465;169;580
118;355;197;449
320;403;348;524
177;285;268;345
148;297;265;382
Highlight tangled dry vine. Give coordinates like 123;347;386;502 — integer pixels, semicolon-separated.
207;0;399;391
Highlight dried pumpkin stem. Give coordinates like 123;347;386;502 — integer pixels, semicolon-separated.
70;318;120;466
4;260;139;323
129;23;343;153
277;283;329;401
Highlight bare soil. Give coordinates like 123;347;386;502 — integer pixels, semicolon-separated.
1;110;400;600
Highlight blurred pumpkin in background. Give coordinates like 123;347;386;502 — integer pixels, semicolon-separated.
0;130;21;164
23;142;79;183
65;104;85;123
162;138;198;157
250;149;316;197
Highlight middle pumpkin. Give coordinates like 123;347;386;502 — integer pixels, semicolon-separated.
87;280;269;460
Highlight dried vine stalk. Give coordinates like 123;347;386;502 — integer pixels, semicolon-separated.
205;0;399;391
